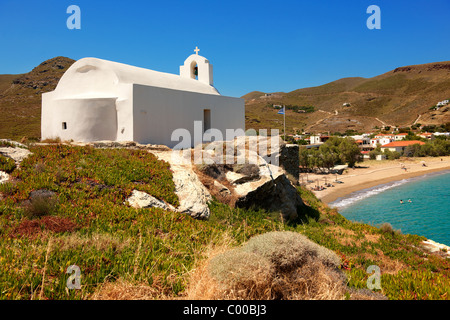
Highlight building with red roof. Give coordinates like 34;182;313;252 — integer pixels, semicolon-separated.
380;140;425;153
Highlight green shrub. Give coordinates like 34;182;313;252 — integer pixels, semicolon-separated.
383;149;401;160
0;182;16;196
379;222;393;233
0;141;15;148
0;155;16;173
23;194;58;219
379;222;402;236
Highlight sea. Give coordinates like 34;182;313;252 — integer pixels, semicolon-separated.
329;170;450;246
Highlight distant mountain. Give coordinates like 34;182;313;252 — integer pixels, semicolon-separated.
244;61;450;134
0;57;75;140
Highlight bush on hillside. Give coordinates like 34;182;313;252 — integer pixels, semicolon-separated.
242;231;341;271
23;192;58;219
379;222;402;236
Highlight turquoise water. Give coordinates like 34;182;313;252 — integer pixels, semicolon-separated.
329;170;450;245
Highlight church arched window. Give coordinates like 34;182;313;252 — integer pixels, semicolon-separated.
190;61;198;80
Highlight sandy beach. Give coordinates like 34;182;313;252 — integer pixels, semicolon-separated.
302;156;450;204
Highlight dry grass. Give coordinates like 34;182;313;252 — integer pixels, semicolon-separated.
53;232;132;252
91;232;238;300
185;250;275;300
348;288;388;300
90;277;174;300
193;165;239;207
185;231;348;300
38;238;53;300
360;252;407;275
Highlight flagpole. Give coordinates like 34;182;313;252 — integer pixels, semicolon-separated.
283;105;286;141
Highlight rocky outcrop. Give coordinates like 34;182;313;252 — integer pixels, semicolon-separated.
421;239;450;258
225;171;259;185
279;144;300;182
0;146;32;164
232;164;303;221
195;137;304;221
0;139;28;149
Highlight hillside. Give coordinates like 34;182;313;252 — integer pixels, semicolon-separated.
0;57;75;140
244;61;450;134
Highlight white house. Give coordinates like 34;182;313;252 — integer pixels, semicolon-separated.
437;100;449;107
374;134;395;140
394;133;408;141
41;49;245;148
350;135;371;145
418;132;434;140
370;137;394;148
309;135;331;144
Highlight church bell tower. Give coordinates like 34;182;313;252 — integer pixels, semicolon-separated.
180;47;214;86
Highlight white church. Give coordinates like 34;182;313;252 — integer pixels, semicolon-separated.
41;48;245;148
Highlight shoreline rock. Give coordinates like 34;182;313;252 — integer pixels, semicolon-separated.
421;239;450;258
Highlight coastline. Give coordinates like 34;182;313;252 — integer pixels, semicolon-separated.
304;156;450;205
303;156;450;252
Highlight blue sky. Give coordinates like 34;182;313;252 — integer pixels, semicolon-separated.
0;0;449;97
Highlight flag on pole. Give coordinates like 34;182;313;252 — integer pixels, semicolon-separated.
278;105;286;140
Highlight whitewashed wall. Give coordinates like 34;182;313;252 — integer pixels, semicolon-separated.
132;84;245;148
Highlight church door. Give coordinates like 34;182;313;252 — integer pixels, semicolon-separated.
203;109;211;133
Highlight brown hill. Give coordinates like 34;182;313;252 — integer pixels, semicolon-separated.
244;61;450;134
0;56;75;140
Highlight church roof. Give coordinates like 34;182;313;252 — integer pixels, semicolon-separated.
54;57;220;97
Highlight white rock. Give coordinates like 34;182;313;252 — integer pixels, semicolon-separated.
0;147;32;164
0;171;10;184
0;139;28;149
126;190;175;211
225;171;247;184
151;150;212;219
422;240;450;258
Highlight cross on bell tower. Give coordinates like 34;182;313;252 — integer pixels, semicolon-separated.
194;46;200;55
